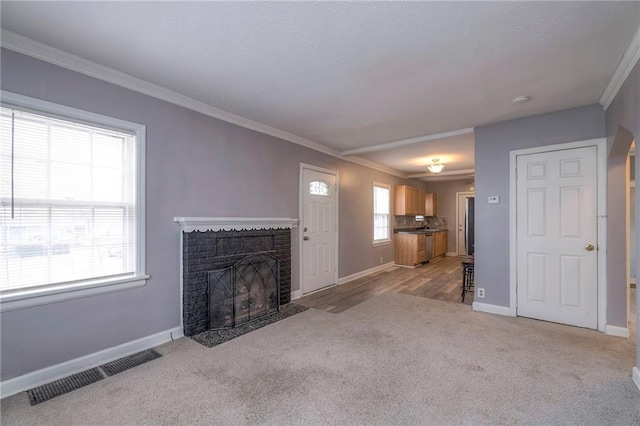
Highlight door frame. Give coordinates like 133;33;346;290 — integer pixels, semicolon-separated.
299;163;339;295
455;191;475;256
509;138;607;331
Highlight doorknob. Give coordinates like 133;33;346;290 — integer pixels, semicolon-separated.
585;244;595;251
303;236;310;241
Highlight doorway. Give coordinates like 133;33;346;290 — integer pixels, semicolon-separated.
456;192;475;256
510;138;607;330
299;164;338;295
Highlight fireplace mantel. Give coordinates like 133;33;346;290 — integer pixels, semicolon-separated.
174;217;298;232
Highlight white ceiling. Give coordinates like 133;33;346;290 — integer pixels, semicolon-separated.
1;1;639;178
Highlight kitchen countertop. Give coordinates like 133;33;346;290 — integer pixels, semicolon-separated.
394;228;447;234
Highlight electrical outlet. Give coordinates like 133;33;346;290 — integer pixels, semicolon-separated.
477;288;485;298
380;257;384;264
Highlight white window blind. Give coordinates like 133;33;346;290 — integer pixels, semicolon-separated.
0;106;137;291
373;183;390;242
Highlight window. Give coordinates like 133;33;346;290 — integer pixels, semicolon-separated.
309;180;330;196
373;183;391;245
0;92;147;310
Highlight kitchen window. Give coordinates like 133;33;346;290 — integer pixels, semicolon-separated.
0;91;147;311
373;182;391;245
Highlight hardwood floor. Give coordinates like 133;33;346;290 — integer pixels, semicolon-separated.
297;256;473;314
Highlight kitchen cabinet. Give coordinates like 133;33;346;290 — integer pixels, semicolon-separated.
394;233;426;267
417;191;426;215
425;193;438;216
395;185;426;216
432;230;448;258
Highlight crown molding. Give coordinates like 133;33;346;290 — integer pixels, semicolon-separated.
345;155;408;178
408;168;475;179
0;29;339;157
600;24;640;110
0;29;413;180
340;127;474;156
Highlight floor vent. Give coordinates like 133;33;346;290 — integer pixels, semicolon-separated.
27;368;104;405
100;349;162;377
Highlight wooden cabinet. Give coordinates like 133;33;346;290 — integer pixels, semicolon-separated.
417;191;426;215
394;233;426;267
395;185;426;216
432;230;449;258
425;193;438;216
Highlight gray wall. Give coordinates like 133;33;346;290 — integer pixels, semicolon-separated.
474;104;606;308
424;180;475;253
605;59;639;365
0;49;423;380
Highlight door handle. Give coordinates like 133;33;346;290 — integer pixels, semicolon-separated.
303;236;310;241
585;244;595;251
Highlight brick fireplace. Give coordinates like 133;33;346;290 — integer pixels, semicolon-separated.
175;217;298;336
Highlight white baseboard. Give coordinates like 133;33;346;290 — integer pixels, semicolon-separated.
604;325;630;338
633;367;640;392
446;252;457;257
472;301;514;316
290;290;302;300
337;262;395;285
0;326;183;399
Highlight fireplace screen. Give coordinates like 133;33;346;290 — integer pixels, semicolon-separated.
208;254;280;330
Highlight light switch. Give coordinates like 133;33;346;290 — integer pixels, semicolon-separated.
488;196;500;204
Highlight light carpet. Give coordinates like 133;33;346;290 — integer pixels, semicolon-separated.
1;292;638;425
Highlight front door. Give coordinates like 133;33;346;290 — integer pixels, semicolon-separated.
301;167;337;294
516;146;598;328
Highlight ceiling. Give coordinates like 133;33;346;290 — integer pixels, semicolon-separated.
1;1;639;179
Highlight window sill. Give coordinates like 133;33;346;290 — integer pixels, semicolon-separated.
0;274;150;312
372;239;392;247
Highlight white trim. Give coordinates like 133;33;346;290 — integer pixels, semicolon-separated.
408;168;476;179
455;191;475;256
345;155;407;179
337;262;395;285
299;164;339;296
626;153;632;333
633;366;640;391
0;326;183;399
290;290;303;300
604;325;630;338
0;29;409;179
173;217;298;232
445;251;457;257
372;240;392;247
179;230;185;333
340;128;474;156
600;24;640;110
509;138;608;330
0;90;148;311
0;275;148;312
472;301;514;317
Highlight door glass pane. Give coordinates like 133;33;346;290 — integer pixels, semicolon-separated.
310;181;330;196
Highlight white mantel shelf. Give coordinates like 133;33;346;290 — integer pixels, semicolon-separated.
174;217;298;232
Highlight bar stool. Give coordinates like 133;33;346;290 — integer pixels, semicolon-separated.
461;258;474;302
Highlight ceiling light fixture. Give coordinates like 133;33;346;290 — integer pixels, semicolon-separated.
428;158;444;174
